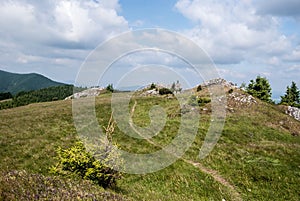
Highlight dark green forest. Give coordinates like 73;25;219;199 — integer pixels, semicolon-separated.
0;92;13;101
0;70;65;95
0;85;83;110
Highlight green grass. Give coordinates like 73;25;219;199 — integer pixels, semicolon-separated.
117;160;232;201
0;170;125;201
0;91;299;200
0;100;77;173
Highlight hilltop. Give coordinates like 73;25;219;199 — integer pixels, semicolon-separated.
0;70;66;95
0;81;299;200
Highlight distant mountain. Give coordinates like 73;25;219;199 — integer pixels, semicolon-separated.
0;70;66;94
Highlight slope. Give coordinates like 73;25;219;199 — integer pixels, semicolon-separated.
0;87;299;200
0;69;65;94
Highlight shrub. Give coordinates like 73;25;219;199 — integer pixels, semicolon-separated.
198;97;211;106
106;84;114;93
159;88;173;95
188;95;211;106
197;85;202;92
228;89;234;94
50;142;121;188
50;116;122;188
150;83;156;90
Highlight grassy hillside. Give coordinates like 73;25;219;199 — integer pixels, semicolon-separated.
0;88;299;200
0;70;65;95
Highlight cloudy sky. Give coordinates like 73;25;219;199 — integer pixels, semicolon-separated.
0;0;300;100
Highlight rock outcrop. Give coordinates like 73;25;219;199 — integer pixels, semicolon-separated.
228;92;257;106
286;106;300;121
202;78;236;88
65;87;104;100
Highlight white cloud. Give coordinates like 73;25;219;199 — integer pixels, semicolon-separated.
16;54;41;64
0;0;129;82
0;0;128;45
217;68;247;79
284;46;300;62
175;0;293;65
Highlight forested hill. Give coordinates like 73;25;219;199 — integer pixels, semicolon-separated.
0;70;65;95
0;85;86;110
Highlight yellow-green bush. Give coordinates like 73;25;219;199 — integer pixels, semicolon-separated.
50;141;122;188
197;97;211;106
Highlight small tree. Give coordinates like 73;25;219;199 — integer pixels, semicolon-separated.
106;84;114;93
175;80;182;93
196;85;202;92
171;80;182;94
246;76;272;102
150;83;156;90
280;81;300;107
159;88;173;95
170;82;176;93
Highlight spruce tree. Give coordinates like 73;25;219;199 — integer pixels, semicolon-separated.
280;81;300;107
246;76;272;102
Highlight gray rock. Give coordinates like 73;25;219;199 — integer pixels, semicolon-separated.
65;87;104;100
286;106;300;121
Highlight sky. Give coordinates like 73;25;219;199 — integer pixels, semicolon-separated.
0;0;300;100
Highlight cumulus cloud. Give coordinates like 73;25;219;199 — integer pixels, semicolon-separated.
0;0;128;49
0;0;129;82
175;0;293;65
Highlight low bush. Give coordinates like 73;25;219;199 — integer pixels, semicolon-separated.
188;95;211;106
159;88;173;95
50;116;122;188
197;85;202;92
50;141;122;188
150;83;156;90
198;97;211;106
106;84;114;93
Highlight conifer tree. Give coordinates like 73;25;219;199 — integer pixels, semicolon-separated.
246;76;272;102
280;81;300;107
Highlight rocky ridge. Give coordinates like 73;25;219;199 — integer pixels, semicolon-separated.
65;87;104;100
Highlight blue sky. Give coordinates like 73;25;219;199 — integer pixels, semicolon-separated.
0;0;299;100
119;0;193;29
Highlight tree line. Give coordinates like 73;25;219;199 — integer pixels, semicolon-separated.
0;85;83;110
245;76;300;108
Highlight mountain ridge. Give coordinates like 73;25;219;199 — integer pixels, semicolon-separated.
0;69;66;95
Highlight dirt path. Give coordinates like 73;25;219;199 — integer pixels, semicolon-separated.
182;159;242;201
130;100;242;201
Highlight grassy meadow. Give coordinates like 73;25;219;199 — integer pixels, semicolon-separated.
0;90;299;200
